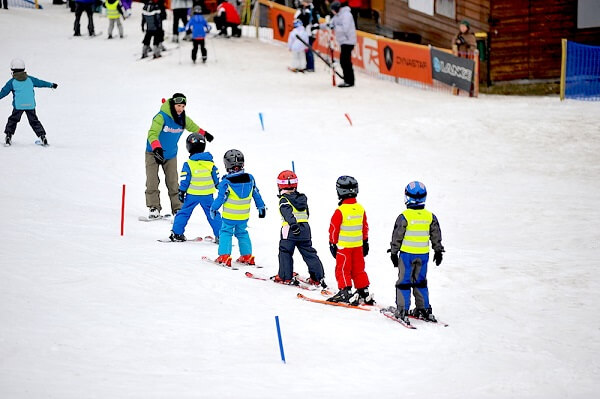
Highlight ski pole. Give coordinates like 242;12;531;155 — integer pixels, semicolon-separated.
295;34;344;80
275;316;286;364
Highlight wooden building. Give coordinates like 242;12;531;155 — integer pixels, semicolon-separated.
378;0;600;82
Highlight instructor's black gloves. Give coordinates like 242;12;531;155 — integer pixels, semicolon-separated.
329;243;337;258
433;251;443;266
203;131;214;142
153;147;165;165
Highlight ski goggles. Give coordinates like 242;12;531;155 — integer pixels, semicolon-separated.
172;96;186;104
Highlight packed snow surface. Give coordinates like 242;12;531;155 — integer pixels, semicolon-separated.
1;3;599;398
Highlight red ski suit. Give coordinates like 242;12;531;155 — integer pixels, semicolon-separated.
217;2;241;25
329;198;370;290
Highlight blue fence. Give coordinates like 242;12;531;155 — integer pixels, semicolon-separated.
563;41;600;101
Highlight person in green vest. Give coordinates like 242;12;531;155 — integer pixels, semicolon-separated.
169;133;221;242
104;0;126;39
389;181;445;325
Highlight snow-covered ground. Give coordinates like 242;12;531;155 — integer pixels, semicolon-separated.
1;3;599;398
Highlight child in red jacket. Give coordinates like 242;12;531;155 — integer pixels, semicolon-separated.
327;175;375;305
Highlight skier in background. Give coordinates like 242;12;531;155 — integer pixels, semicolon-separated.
73;0;97;36
389;181;444;325
169;133;222;242
287;20;309;72
210;149;266;267
327;176;375;305
326;1;356;87
215;0;241;37
273;170;327;287
171;0;192;43
141;0;166;58
104;0;126;39
294;0;320;72
0;59;57;147
181;5;211;63
145;93;214;219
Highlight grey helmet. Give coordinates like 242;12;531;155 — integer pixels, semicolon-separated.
193;5;202;14
336;175;358;199
224;149;244;172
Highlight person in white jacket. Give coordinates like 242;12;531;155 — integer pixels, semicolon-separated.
288;20;310;72
329;1;356;87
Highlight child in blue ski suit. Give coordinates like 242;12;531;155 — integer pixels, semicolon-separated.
1;58;57;146
169;133;222;242
389;181;445;325
210;149;266;267
180;5;211;63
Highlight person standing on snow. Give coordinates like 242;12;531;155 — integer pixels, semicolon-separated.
210;149;266;268
145;93;214;219
388;181;444;325
171;0;192;43
141;0;167;58
0;59;57;147
326;1;356;87
327;176;375;305
294;0;320;72
287;20;309;72
273;170;327;288
181;5;211;63
73;0;97;37
169;133;222;242
104;0;126;39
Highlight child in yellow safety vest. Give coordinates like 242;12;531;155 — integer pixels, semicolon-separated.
327;176;375;305
389;181;444;325
209;149;266;267
169;133;221;242
104;0;126;39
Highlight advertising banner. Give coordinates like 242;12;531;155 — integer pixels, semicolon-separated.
377;39;432;84
270;5;295;42
430;47;475;91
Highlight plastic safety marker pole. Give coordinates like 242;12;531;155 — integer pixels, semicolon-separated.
275;316;286;364
259;112;265;131
120;184;126;236
291;161;295;173
344;113;353;126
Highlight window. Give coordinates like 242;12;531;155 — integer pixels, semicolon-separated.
578;0;600;29
436;0;455;19
408;0;434;16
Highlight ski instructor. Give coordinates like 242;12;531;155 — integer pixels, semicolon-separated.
327;1;356;88
145;93;214;220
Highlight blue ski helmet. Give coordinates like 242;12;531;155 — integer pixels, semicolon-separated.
405;181;427;207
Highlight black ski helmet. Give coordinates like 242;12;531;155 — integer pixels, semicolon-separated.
336;175;358;199
224;149;244;172
192;5;202;14
186;133;206;154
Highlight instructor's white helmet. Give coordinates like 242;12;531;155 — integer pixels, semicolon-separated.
10;58;25;70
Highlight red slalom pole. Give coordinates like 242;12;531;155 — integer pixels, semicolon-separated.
120;184;126;236
344;113;353;126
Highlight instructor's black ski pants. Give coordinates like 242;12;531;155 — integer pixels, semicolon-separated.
4;108;47;137
340;44;355;85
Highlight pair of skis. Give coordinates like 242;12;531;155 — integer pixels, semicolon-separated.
201;257;263;271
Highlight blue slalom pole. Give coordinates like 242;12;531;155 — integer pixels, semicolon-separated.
275;315;286;364
291;161;295;173
258;112;265;131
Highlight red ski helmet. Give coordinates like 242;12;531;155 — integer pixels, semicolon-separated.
277;170;298;190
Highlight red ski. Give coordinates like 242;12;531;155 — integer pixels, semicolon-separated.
201;256;239;270
296;293;370;311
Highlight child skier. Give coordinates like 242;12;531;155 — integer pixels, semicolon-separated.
169;133;222;242
327;175;375;305
145;93;214;219
0;59;57;147
389;181;444;324
287;19;309;72
181;5;211;64
104;0;126;39
274;170;327;287
141;0;166;59
210;149;266;267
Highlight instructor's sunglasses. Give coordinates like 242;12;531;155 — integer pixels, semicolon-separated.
173;97;186;104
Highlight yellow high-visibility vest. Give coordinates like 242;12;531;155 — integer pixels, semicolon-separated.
337;203;364;248
279;197;308;226
400;208;433;254
222;187;252;221
185;160;216;196
106;1;121;20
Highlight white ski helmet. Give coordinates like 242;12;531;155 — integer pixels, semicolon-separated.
10;58;25;70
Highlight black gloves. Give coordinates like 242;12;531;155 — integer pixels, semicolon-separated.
390;253;399;267
203;131;214;142
456;35;465;45
433;251;443;266
153;147;165;164
329;243;337;258
362;239;369;257
51;83;58;89
258;208;266;218
290;223;300;235
178;190;186;203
